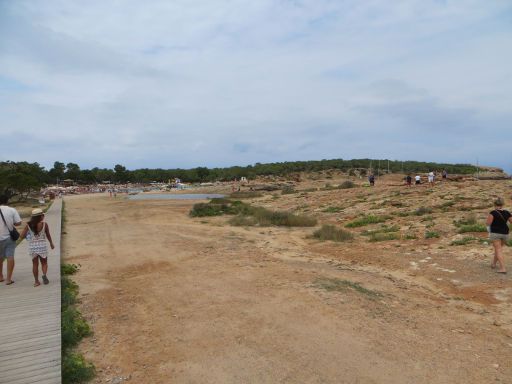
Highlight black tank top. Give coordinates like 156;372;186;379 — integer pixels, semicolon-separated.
490;209;511;234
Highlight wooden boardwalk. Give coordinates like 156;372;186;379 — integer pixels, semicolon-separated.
0;199;62;384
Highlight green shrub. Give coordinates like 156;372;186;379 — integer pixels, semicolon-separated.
62;353;96;384
458;224;487;233
345;215;391;228
61;263;79;276
313;225;353;242
450;237;475;246
281;185;297;194
425;231;440;239
414;206;433;216
339;180;355;189
62;307;91;350
189;202;225;217
369;232;400;242
322;206;343;213
361;225;400;236
405;233;417;240
61;276;79;307
229;191;262;199
453;214;477;227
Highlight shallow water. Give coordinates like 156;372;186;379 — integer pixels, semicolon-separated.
128;193;225;200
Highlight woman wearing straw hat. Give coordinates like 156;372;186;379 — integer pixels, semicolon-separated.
486;197;512;274
19;208;55;287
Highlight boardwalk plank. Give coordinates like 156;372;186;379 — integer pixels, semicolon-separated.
0;199;62;384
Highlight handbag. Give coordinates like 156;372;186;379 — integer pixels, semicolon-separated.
0;208;20;241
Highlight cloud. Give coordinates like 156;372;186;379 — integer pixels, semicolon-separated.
0;0;511;172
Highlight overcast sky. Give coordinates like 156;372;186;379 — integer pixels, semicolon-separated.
1;0;511;172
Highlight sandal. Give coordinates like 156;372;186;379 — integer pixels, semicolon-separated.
42;275;49;285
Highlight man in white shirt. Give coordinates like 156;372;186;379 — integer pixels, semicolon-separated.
415;175;421;185
0;195;22;285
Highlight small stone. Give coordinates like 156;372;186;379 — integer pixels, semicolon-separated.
492;364;500;369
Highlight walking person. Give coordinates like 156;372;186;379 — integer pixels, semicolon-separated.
486;197;512;274
19;209;55;287
405;175;412;187
0;195;22;285
428;171;435;186
368;174;375;186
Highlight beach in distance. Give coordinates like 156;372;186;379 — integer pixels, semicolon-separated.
62;172;512;383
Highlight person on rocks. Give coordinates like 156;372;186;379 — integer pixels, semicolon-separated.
0;195;22;285
19;208;55;287
487;197;512;274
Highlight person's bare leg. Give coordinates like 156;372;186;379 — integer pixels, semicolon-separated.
0;257;4;282
32;257;40;287
494;240;506;273
41;257;49;284
6;257;15;284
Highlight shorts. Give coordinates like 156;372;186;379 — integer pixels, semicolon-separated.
415;180;421;185
489;233;509;241
0;238;16;258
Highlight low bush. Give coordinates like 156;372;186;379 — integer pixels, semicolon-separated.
229;191;262;199
339;180;355;189
369;232;400;242
281;185;297;195
405;233;418;240
62;353;96;384
361;225;400;236
453;214;477;227
61;263;79;276
414;206;433;216
312;225;353;242
425;231;440;239
322;206;344;213
62;307;91;350
345;215;391;228
458;224;487;233
450;236;475;246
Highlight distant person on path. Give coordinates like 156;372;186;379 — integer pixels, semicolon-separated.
415;175;421;185
19;208;55;287
428;171;435;186
486;197;511;274
368;174;375;186
0;195;22;285
406;175;412;187
442;170;448;180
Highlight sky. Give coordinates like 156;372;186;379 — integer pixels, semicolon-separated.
1;0;511;172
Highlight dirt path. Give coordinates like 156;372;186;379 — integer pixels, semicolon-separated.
63;189;512;383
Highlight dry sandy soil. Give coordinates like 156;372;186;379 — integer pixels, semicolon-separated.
63;174;512;383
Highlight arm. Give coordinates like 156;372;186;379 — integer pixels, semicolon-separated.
13;210;22;227
18;224;29;242
45;223;55;249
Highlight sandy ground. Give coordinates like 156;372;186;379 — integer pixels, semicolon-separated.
63;176;512;383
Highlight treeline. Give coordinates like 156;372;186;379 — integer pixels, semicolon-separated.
1;159;478;200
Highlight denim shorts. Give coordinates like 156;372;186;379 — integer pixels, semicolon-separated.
489;233;509;241
0;238;16;258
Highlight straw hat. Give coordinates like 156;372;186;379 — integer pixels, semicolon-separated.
31;208;44;217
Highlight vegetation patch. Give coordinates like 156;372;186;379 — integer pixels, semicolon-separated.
191;199;317;227
457;224;487;233
61;263;95;383
414;206;433;216
312;225;353;242
369;232;400;242
450;236;476;246
315;277;381;299
339;180;355;189
425;231;440;239
360;225;399;236
322;206;344;213
345;215;391;228
281;185;298;194
229;191;263;199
